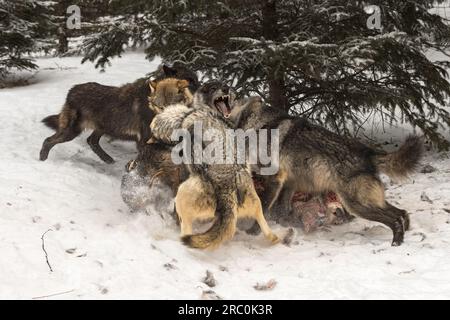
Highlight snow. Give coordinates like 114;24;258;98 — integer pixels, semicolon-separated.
1;52;450;300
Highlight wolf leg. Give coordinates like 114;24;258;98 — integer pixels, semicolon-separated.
386;202;410;231
179;215;193;236
260;169;288;216
276;183;296;216
175;197;193;236
246;172;288;236
250;194;279;244
338;190;406;246
175;189;193;236
87;130;114;164
39;128;80;161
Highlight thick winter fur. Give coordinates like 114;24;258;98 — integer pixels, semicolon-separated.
373;135;423;181
121;143;189;212
234;99;424;246
155;63;200;93
148;78;193;114
121;78;197;212
150;81;279;249
175;169;278;249
39;64;198;163
149;80;236;141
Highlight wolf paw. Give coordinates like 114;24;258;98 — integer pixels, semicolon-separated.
268;234;280;245
391;217;405;246
39;149;49;161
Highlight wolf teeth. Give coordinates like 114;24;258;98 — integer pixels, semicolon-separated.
215;95;229;103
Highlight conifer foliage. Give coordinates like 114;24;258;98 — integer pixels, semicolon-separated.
3;1;450;147
0;0;52;77
79;0;450;147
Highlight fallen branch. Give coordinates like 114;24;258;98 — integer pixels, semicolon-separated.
41;229;53;272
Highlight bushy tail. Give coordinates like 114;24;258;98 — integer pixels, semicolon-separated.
42;114;59;131
182;192;237;250
374;135;424;181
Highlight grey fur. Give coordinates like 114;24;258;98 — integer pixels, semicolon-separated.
149;81;277;249
234;98;424;246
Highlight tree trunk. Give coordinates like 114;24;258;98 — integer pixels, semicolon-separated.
268;73;288;110
262;0;288;111
56;1;69;55
58;26;68;55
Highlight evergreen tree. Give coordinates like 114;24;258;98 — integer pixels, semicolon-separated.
49;0;71;55
0;0;52;77
45;0;111;55
80;1;450;148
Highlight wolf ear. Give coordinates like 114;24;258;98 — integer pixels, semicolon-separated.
163;64;177;77
177;79;189;89
149;80;157;93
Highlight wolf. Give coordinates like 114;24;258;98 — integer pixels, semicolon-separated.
121;77;195;212
121;142;189;213
153;62;200;94
39;64;198;163
233;98;423;246
148;78;194;115
150;81;280;249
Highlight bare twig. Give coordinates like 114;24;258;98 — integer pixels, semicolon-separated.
32;289;74;300
41;229;53;272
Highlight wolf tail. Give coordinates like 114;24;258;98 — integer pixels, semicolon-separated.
182;190;237;250
374;135;424;181
42;114;60;131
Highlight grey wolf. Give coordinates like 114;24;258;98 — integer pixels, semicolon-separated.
233;98;423;246
150;81;280;249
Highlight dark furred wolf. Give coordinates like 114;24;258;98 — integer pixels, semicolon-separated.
234;99;423;246
39;64;198;163
150;81;280;249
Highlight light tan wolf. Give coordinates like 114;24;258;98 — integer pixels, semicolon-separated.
150;81;280;249
148;78;194;114
175;169;278;247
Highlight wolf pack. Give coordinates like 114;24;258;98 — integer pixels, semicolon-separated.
39;63;424;250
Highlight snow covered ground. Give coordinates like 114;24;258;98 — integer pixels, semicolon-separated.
0;52;449;300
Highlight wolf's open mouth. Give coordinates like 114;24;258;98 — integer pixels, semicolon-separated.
214;95;232;118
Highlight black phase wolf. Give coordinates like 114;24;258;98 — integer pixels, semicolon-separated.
39;64;198;163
